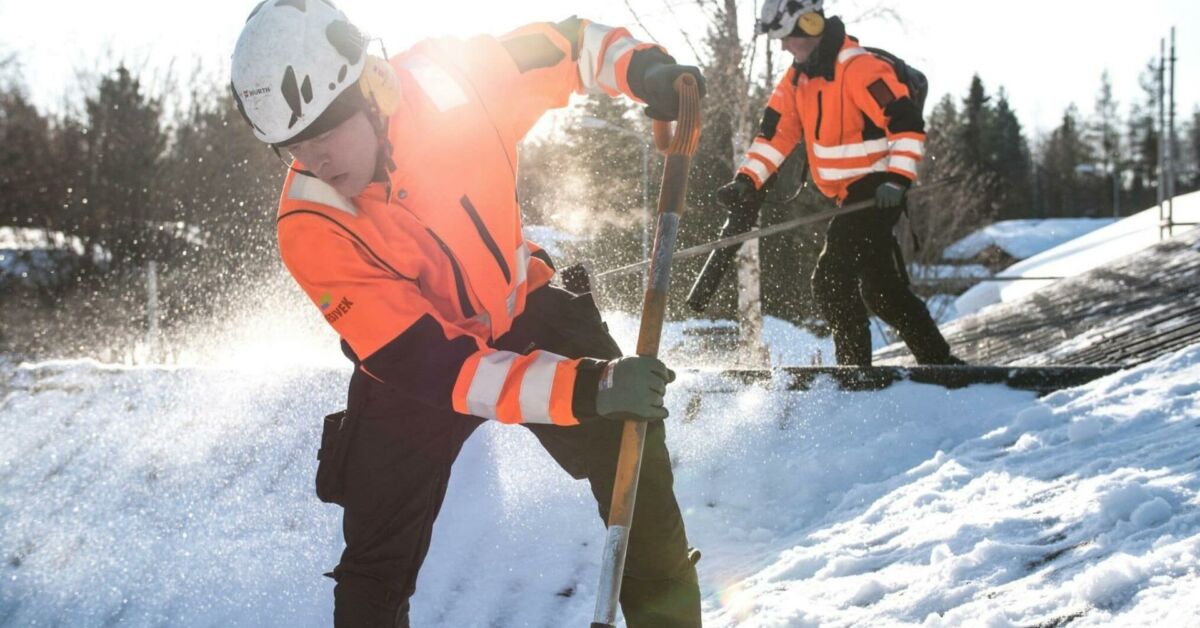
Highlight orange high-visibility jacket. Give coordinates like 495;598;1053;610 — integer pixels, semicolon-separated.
737;35;925;202
276;18;662;426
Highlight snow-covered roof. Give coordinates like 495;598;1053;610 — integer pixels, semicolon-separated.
878;227;1200;367
954;190;1200;317
944;218;1115;261
908;264;992;280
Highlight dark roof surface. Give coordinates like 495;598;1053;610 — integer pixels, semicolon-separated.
876;228;1200;367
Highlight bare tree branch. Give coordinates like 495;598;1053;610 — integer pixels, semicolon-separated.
844;2;902;28
660;0;705;61
622;0;661;43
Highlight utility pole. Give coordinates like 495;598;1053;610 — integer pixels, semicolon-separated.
1157;38;1167;240
1166;27;1177;236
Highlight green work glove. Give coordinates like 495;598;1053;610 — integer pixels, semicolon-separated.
716;173;764;211
594;356;677;422
875;181;907;208
642;63;707;121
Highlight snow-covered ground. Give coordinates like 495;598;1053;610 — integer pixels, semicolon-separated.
4;318;1198;625
955;191;1200;317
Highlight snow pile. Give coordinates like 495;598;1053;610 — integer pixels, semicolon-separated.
955;190;1200;317
3;338;1199;625
944;218;1114;262
702;344;1200;626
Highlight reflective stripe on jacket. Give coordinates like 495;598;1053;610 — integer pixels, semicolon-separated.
738;35;926;202
277;19;660;425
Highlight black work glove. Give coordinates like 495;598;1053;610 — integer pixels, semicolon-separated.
642;63;706;121
591;356;676;422
716;173;765;212
875;181;907;208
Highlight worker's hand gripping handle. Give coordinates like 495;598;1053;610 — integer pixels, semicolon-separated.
592;73;701;628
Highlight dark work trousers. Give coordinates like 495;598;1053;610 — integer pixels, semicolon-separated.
331;285;701;627
811;197;952;366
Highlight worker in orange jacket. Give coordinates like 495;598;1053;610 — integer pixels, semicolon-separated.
230;2;704;626
718;0;959;366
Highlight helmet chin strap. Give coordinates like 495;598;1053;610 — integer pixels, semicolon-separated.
363;38;397;198
271;145;316;178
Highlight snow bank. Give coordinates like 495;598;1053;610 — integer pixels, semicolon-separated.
704;343;1200;626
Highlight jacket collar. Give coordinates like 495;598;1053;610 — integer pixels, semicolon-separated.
794;16;848;81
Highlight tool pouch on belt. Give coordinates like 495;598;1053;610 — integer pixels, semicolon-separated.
315;409;356;505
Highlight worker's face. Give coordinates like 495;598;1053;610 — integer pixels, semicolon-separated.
782;35;821;63
285;110;378;198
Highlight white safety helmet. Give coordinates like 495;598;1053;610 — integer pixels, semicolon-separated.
231;0;368;146
756;0;826;40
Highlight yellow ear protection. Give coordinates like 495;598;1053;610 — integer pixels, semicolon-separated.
324;19;400;178
359;55;401;117
326;20;400;118
796;12;826;37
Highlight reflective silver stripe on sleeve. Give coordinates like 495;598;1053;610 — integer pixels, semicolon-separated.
597;36;638;94
888;155;919;177
749;141;787;168
518;351;566;424
739;156;772;184
889;137;925;157
578;23;611;94
466;351;517;420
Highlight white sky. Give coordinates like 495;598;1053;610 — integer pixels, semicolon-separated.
0;0;1196;140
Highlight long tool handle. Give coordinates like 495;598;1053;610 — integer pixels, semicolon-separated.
602;199;872;283
595;176;961;283
591;74;701;628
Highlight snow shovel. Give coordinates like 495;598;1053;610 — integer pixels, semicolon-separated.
591;73;702;628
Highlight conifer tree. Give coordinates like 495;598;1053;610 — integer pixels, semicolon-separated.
1038;105;1094;216
0;85;56;230
990;90;1032;219
959;75;991;173
79;64;167;266
1125;60;1160;210
1089;71;1123;215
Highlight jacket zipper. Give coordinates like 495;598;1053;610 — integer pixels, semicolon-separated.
814;91;824;142
425;228;478;320
459;195;512;283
